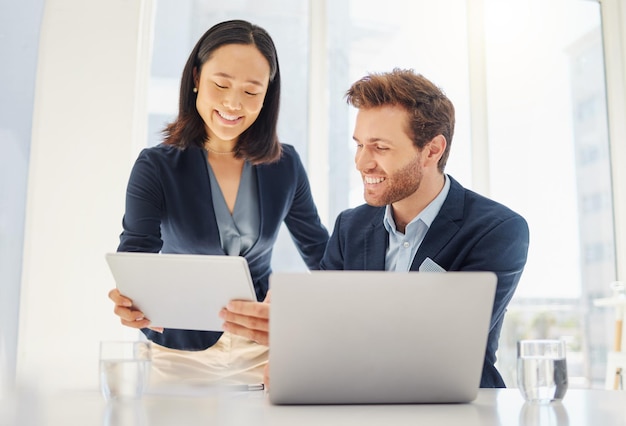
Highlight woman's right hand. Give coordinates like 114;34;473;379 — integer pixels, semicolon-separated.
107;288;163;333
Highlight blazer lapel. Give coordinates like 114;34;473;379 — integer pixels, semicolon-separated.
200;148;227;255
364;209;387;271
411;176;465;271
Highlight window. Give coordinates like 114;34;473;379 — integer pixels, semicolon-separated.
483;0;615;386
326;0;473;218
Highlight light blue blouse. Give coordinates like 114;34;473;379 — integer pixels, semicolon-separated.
206;160;260;256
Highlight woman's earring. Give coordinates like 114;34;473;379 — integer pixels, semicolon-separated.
193;87;198;93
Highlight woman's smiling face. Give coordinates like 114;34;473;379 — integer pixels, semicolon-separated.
194;43;270;145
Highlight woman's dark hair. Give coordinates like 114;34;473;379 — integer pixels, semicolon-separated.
163;20;282;164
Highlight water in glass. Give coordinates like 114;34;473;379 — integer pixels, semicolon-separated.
517;340;568;403
100;358;151;400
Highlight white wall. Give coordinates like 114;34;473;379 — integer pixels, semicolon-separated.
603;0;626;281
0;0;44;394
17;0;153;390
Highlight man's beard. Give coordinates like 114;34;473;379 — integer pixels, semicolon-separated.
364;156;422;207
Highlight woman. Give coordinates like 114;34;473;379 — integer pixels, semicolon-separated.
108;20;329;385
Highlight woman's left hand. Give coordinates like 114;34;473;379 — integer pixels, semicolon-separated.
219;291;271;345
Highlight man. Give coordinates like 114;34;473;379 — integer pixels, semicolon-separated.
221;69;529;388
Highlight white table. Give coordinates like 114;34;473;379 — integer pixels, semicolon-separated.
2;388;625;425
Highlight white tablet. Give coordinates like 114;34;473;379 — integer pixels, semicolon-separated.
105;252;256;331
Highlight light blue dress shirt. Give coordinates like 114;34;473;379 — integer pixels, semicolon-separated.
383;174;450;271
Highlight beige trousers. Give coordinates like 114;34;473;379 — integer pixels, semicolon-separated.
148;332;267;387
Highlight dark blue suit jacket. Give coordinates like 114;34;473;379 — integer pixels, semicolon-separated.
320;175;529;388
118;143;329;350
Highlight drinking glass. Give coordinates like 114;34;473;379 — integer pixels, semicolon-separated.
99;341;152;401
517;339;568;403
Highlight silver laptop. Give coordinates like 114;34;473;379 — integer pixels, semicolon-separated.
268;271;497;405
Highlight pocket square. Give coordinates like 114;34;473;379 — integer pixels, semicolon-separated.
418;257;446;272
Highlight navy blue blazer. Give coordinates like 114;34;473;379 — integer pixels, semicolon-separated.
118;143;329;350
320;175;529;388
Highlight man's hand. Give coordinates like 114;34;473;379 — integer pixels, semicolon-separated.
263;363;270;389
